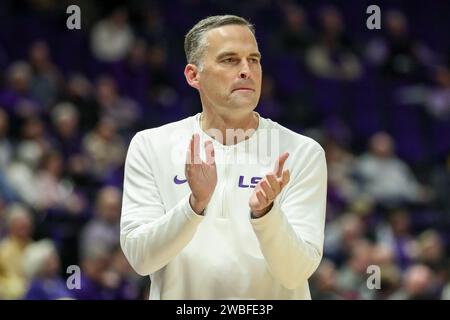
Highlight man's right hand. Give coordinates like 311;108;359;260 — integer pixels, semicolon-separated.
185;133;217;215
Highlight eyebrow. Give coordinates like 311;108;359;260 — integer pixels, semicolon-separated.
216;51;262;60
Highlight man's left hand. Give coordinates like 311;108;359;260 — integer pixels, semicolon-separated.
249;152;290;218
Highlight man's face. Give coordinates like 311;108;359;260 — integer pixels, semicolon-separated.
196;25;262;114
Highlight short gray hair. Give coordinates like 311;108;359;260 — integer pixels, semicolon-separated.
184;15;255;68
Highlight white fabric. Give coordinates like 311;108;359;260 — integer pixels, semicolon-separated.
120;113;327;299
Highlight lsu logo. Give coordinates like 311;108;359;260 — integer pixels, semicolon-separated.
238;176;262;188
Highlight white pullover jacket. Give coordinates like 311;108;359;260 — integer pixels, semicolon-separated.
120;113;327;299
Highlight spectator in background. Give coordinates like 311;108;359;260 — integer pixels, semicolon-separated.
6;141;41;208
90;7;135;63
6;116;54;208
336;239;374;299
18;116;53;161
146;43;179;110
0;62;41;124
0;173;18;207
354;132;426;208
140;6;168;45
305;6;362;81
371;244;402;299
325;139;359;209
63;74;98;133
34;150;83;214
112;39;150;110
72;244;112;300
431;153;450;213
425;66;450;120
0;109;13;170
50;102;83;161
28;41;62;109
256;74;283;121
276;3;313;58
0;110;18;204
375;208;418;270
82;117;126;182
416;230;449;290
311;259;344;299
73;244;133;300
104;246;142;300
79;186;121;259
324;212;367;267
94;75;141;135
366;10;433;80
22;239;73;300
389;264;439;299
0;204;34;299
442;282;450;300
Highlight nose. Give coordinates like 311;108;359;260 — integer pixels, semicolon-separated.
239;61;251;79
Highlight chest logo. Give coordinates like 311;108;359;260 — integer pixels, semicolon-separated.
238;176;262;188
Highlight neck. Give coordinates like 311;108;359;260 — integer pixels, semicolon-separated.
200;109;259;146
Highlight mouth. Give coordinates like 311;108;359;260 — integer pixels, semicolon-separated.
232;88;255;93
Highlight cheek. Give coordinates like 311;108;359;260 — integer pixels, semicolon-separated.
255;68;263;83
201;73;230;95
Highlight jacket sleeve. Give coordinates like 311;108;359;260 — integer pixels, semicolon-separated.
250;148;327;290
120;132;204;276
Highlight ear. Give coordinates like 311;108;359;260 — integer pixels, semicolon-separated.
184;64;200;90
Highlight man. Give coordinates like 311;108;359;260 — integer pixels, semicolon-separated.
120;15;327;299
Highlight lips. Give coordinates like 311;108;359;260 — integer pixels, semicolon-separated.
232;87;255;92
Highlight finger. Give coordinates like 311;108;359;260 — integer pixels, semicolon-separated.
256;190;268;206
266;173;280;195
186;135;194;165
192;133;201;165
204;140;215;166
260;180;276;201
274;152;289;177
280;169;290;189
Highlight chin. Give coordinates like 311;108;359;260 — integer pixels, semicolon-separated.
231;98;258;109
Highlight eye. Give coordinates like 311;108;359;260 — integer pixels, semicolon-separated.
249;58;260;64
222;58;236;63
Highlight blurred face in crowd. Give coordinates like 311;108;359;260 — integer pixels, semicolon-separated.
389;209;411;236
97;118;117;141
96;187;121;224
186;24;262;118
21;117;45;140
320;6;343;37
404;265;433;296
147;45;167;68
96;77;118;105
370;132;394;158
83;248;111;283
419;231;444;263
9;63;31;93
315;260;337;291
43;249;61;277
42;152;63;177
349;240;372;274
30;41;51;70
8;209;33;241
285;5;306;30
386;10;408;37
54;111;79;138
129;39;147;65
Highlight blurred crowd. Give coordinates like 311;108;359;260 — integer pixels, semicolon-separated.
0;0;449;299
